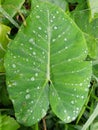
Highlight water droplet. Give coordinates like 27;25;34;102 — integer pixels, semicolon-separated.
76;107;79;111
65;46;68;49
31;77;35;81
37;118;40;121
81;95;84;99
54;26;58;30
25;94;30;99
64;38;67;41
52;39;56;42
26;89;29;93
12;64;16;68
42;51;45;55
71;100;74;104
88;84;90;88
36;5;39;8
84;50;87;54
58;35;61;38
30;110;33;113
74;88;76;91
26;59;29;62
67;116;71;120
31;101;34;104
85;88;88;92
29;38;34;43
79;83;83;86
33;52;36;55
37;86;40;89
33;30;36;34
50;19;53;23
56;11;59;14
36;15;40;19
8;84;12;87
30;47;33;50
21;43;23;46
13;56;16;58
35;73;38;77
38;27;42;30
58;97;60;100
33;62;35;65
76;95;79;98
32;116;35;119
72;117;76;120
53;16;56;19
64;110;66;113
13;82;17;86
68;59;71;62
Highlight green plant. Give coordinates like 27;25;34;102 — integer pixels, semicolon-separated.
0;0;98;130
4;2;92;126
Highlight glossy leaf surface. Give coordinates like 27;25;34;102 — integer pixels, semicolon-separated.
4;2;92;126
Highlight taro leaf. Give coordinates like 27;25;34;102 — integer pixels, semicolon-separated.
4;2;92;126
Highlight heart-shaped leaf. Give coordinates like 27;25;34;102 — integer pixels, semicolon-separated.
4;2;92;126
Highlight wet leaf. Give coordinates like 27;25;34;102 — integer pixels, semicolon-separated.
4;2;92;126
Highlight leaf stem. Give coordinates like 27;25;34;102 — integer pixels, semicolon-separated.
42;117;47;130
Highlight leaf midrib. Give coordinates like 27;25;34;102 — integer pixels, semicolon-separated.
47;10;51;82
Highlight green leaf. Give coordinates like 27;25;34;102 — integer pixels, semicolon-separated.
70;2;98;59
0;23;10;72
84;33;97;59
0;114;20;130
88;0;98;20
4;2;92;126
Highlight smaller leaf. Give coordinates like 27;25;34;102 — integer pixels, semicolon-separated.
84;33;97;59
0;23;10;72
0;115;20;130
88;0;98;20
